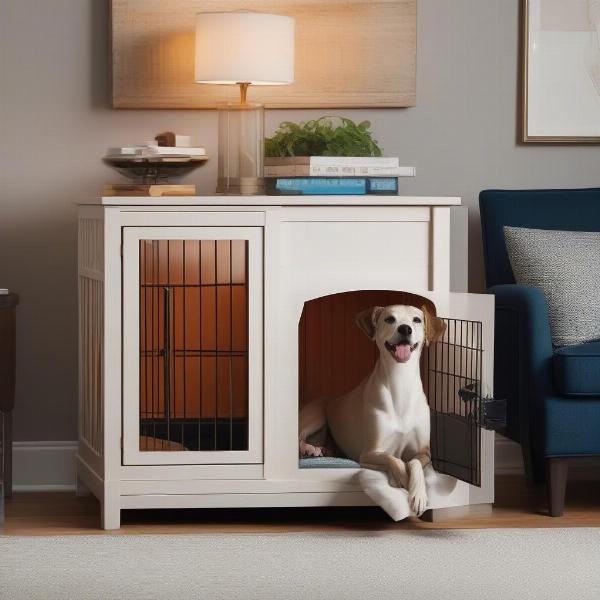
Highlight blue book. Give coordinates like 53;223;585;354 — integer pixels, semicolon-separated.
272;177;398;195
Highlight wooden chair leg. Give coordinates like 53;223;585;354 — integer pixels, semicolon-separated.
546;457;568;517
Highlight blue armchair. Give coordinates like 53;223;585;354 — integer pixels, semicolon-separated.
480;189;600;516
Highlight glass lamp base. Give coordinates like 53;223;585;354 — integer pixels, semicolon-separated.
217;102;265;196
216;177;265;195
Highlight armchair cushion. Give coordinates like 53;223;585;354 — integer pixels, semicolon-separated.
504;226;600;347
554;342;600;397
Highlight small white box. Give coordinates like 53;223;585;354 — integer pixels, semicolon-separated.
174;135;192;147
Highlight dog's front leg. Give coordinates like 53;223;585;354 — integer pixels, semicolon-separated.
359;450;409;489
407;448;431;516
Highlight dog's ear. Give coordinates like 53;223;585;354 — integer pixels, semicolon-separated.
421;304;446;346
355;306;384;340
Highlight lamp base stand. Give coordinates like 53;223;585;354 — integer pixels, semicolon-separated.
216;177;265;196
217;100;264;196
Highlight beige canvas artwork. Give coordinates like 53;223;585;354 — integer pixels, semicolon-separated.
111;0;417;109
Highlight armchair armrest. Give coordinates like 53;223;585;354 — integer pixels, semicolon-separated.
489;284;553;360
487;285;554;471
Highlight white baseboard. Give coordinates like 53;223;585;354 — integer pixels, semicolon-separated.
12;441;78;492
494;436;524;475
11;438;526;491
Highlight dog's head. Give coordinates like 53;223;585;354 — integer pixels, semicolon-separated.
355;304;446;364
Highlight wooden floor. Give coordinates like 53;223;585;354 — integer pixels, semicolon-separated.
3;475;600;536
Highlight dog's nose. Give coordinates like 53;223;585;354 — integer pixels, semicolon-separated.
398;324;412;336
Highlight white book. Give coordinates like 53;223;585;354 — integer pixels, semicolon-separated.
107;146;146;155
309;156;399;168
174;135;192;147
146;145;206;156
0;288;9;295
309;165;415;177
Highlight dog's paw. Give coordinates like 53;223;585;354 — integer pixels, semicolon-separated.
409;485;428;517
299;440;326;457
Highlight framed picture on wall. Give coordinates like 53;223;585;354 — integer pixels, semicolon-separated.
522;0;600;142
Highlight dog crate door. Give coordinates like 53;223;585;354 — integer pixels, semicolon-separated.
424;293;494;487
122;226;263;465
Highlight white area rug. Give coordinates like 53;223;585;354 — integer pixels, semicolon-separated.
1;529;600;600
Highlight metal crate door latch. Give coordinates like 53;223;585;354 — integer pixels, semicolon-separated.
458;383;507;434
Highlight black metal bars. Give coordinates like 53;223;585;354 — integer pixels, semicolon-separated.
138;239;249;452
425;318;483;486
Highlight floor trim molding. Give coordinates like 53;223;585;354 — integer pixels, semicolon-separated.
494;436;524;475
12;441;78;492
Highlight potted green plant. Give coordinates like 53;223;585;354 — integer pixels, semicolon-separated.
265;116;382;157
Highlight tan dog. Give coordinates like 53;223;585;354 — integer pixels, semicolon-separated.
299;304;446;515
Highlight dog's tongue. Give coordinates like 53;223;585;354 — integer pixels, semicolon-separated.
395;343;412;363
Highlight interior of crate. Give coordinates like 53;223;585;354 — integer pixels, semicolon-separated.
138;239;249;452
298;290;436;468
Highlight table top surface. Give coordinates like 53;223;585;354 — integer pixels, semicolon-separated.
82;195;462;207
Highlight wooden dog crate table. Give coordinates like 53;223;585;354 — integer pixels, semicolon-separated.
77;196;495;529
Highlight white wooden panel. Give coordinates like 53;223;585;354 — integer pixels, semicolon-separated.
119;463;263;480
430;206;451;291
118;211;265;227
120;491;374;510
281;207;430;222
280;221;431;293
263;209;282;481
122;225;264;466
120;478;361;496
116;471;480;511
77;214;104;458
102;208;123;489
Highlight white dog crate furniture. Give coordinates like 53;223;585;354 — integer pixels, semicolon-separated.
77;196;496;529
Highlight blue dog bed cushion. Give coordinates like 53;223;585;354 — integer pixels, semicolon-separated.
299;456;360;469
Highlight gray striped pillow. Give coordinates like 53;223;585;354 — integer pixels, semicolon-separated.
504;226;600;347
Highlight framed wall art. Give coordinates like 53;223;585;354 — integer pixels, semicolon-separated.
522;0;600;142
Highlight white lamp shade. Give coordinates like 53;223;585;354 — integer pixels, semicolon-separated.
195;12;295;85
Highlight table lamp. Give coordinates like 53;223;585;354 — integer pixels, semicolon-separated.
195;11;295;195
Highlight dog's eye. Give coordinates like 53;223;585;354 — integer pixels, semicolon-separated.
413;317;422;324
384;316;396;324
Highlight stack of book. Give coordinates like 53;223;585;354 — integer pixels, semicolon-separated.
264;156;415;196
107;143;206;158
103;132;208;197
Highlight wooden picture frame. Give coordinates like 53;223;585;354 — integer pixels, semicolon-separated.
110;0;416;110
522;0;600;143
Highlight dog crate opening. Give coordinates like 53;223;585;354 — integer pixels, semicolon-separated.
138;239;249;452
297;290;484;485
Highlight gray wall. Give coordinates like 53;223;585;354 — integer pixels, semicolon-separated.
1;0;599;442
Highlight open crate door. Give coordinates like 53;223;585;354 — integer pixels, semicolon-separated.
423;293;497;487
